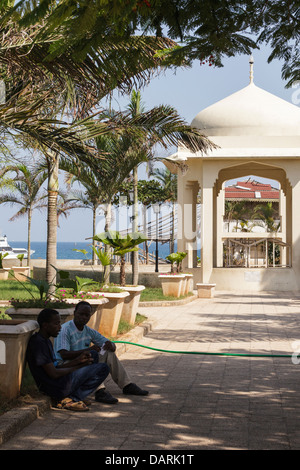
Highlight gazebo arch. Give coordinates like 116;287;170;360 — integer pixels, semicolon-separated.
164;59;300;291
216;161;289;196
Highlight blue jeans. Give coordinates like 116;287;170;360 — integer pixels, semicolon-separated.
69;357;110;402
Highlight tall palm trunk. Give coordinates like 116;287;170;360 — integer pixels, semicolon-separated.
92;205;97;265
132;166;139;285
46;153;59;294
142;204;149;264
27;206;32;267
104;199;112;283
171;201;175;254
120;255;126;287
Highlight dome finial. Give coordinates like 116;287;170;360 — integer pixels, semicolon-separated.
249;55;254;84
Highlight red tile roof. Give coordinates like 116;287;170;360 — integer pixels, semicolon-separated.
225;180;279;201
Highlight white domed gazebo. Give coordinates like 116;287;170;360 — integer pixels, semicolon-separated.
164;58;300;291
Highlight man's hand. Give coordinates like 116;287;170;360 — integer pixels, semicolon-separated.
103;340;116;352
75;351;94;366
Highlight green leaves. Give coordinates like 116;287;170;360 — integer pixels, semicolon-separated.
93;230;147;256
54;265;98;293
93;230;147;286
4;0;300;89
166;251;187;272
21;277;50;300
0;252;8;269
91;246;111;266
16;253;25;266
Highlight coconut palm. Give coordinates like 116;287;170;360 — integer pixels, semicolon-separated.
0;3;189;290
253;202;280;233
152;167;177;253
0;162;48;265
126;90;146;284
224;200;248;232
0;2;216;292
59;158;106;265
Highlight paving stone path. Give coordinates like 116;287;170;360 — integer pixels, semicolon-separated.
2;290;300;451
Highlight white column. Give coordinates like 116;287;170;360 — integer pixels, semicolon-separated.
279;187;287;266
216;184;225;267
292;180;300;277
177;180;199;269
201;177;214;283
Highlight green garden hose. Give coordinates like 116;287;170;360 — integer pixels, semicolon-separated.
113;340;293;358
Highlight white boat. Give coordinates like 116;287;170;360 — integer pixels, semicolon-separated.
0;235;34;259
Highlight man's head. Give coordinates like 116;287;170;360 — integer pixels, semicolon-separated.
73;301;92;330
37;308;61;338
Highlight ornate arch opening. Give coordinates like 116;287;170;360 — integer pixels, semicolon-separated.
214;161;291;268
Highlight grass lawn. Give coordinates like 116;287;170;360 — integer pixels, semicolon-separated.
140;287;194;302
0;278;39;300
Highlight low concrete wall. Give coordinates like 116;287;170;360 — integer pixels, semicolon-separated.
210;267;300;292
2;259;95;269
32;265;164;288
27;263;300;292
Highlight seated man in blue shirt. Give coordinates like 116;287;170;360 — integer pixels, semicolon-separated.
26;308;110;411
54;300;149;404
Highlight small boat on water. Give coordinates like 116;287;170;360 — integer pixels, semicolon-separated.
0;235;34;259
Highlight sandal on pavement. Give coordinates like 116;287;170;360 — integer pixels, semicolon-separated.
56;397;90;411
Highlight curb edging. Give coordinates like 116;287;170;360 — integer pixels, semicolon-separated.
0;397;51;445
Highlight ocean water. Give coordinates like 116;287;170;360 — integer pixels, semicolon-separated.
9;240;177;260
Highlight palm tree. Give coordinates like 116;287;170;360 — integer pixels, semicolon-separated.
0;162;48;265
224;200;248;232
152;167;177;253
59;158;106;265
126;90;146;284
0;2;216;292
0;4;191;290
253;202;280;232
55;191;87;228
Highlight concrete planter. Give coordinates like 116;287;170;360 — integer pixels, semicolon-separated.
0;268;9;280
180;276;187;296
159;274;186;298
183;274;194;294
11;266;31;282
5;306;76;325
118;285;145;325
0;319;38;399
89;291;130;338
63;298;109;331
196;283;216;298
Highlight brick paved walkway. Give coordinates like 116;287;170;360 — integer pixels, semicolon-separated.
2;290;300;450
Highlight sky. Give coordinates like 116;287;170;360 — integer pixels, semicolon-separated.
0;44;297;243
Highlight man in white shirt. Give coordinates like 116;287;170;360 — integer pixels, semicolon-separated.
54;300;148;404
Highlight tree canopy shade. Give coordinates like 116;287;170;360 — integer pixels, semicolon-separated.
7;0;300;87
0;3;179;112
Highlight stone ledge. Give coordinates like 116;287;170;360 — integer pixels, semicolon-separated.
0;397;51;445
